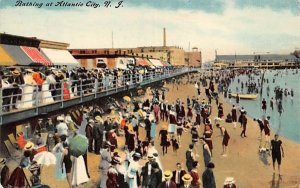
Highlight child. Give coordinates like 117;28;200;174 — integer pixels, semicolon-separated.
171;135;179;152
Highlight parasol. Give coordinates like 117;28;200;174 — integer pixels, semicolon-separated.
69;134;88;157
123;96;131;102
33;151;56;166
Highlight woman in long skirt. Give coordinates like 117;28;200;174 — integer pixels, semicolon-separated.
52;141;66;180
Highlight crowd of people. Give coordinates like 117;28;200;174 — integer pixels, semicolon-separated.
0;68;290;188
0;66;176;112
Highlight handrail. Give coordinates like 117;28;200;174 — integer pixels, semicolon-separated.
0;68;196;116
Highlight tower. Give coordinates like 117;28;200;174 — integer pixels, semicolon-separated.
163;28;166;47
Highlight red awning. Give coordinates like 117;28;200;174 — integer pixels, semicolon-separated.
21;46;52;66
136;58;149;66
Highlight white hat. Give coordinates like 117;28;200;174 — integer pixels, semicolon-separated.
57;116;64;121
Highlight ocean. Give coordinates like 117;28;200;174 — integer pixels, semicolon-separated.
226;69;300;143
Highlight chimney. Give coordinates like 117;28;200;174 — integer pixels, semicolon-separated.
163;28;166;47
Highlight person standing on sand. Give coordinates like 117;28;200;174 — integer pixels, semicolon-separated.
172;163;186;188
240;114;248;138
202;162;216;188
199;137;212;167
254;118;264;139
270;134;284;176
186;144;196;172
216;124;230;156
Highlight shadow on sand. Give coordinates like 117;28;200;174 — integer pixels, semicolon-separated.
270;173;281;188
258;150;270;166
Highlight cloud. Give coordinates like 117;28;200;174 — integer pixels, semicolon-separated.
0;1;299;62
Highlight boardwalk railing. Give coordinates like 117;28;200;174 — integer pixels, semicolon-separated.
0;67;195;125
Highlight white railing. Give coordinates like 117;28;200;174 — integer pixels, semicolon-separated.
0;68;194;115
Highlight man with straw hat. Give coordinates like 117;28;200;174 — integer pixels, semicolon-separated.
158;170;176;188
181;174;193;188
141;154;155;187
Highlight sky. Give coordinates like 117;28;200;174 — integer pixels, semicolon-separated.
0;0;299;62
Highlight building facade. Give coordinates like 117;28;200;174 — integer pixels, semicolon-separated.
184;47;202;67
69;46;188;66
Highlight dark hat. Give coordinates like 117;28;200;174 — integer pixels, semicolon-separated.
133;152;141;159
206;162;215;168
113;152;119;157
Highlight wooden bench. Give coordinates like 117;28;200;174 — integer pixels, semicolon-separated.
8;133;17;147
3;140;22;160
23;168;33;188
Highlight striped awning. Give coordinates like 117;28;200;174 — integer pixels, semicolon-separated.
135;58;150;66
41;48;79;67
0;46;16;66
149;59;164;67
21;46;52;66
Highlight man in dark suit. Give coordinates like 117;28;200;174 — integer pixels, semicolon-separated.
159;170;176;188
93;116;104;154
140;154;155;187
160;101;167;121
172;163;186;188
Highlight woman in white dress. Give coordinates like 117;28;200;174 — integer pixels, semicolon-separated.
17;69;35;109
72;155;89;187
127;153;141;188
41;71;55;104
52;141;66;180
99;144;112;188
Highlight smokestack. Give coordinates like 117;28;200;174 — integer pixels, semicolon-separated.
163;28;166;47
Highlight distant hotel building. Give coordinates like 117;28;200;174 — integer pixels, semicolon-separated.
69;46;202;68
214;53;300;69
69;28;202;68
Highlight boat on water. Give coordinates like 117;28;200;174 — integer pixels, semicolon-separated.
231;93;258;100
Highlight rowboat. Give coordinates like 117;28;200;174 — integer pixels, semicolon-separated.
231;93;257;100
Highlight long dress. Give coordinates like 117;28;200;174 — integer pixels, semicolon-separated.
202;144;211;167
127;160;140;188
99;149;112;188
150;122;157;139
72;155;89;186
41;76;54;104
17;74;35;109
52;143;66;180
63;82;71;100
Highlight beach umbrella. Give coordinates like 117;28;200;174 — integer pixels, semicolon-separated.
33;151;56;166
69;134;88;157
123;96;131;102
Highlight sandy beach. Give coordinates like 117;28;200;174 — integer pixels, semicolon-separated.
25;74;300;188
